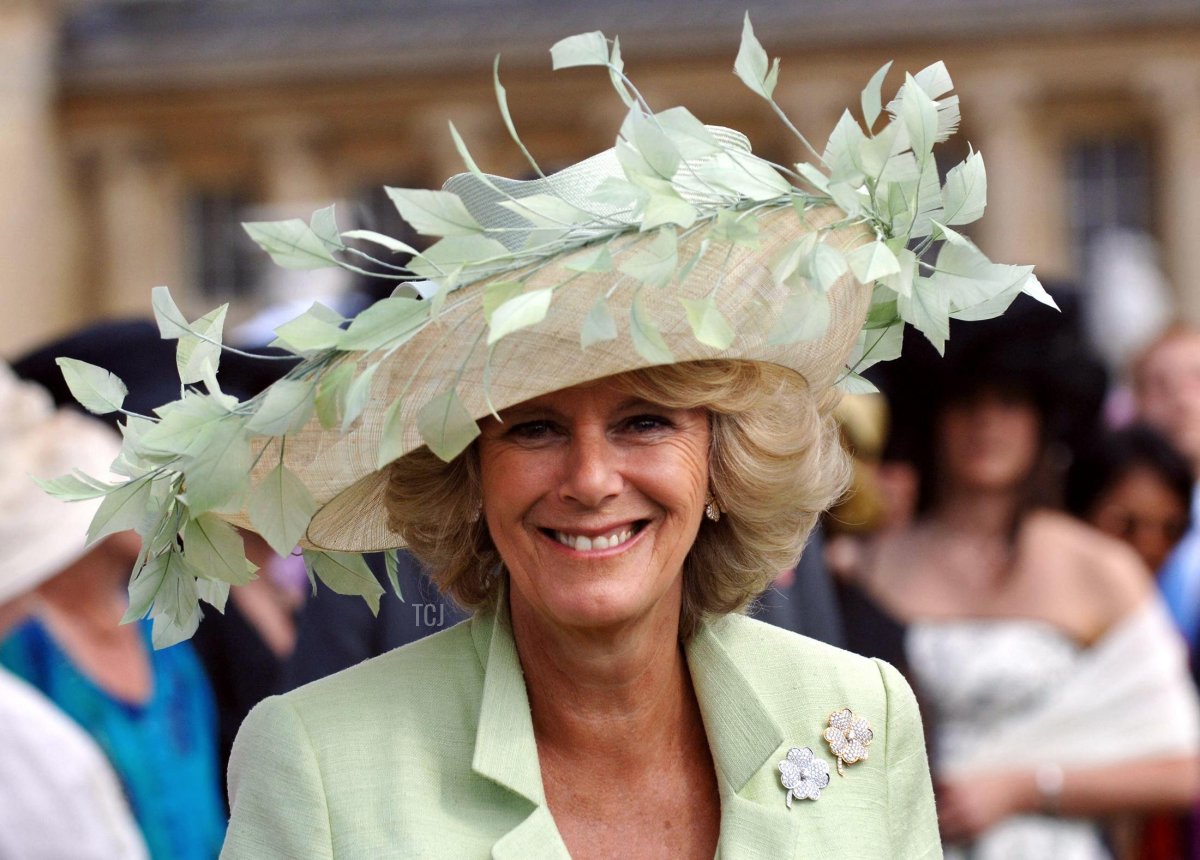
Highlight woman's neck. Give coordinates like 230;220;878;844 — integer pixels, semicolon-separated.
510;593;697;769
931;486;1021;539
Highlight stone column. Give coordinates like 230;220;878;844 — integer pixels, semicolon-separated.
1139;61;1200;323
83;129;187;319
0;0;75;356
244;116;335;211
962;71;1069;279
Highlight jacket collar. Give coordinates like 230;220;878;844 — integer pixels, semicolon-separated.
469;596;794;857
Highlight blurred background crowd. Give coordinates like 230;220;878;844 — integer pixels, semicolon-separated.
4;0;1200;858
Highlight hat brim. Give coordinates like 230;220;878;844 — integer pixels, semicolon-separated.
225;204;872;552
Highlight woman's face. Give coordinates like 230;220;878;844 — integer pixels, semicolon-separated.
1088;466;1189;574
937;390;1041;494
478;379;710;634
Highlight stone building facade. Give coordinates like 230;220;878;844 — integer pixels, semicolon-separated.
2;0;1199;356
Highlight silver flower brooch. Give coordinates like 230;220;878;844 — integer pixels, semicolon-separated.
777;747;830;807
824;708;873;776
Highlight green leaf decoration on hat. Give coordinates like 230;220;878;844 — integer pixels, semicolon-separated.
45;17;1056;646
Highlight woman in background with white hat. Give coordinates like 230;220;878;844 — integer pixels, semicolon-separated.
0;360;227;859
0;364;146;859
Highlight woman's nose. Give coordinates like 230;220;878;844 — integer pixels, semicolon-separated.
559;430;623;507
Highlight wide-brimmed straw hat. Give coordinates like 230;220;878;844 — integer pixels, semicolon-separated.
50;18;1051;645
0;364;121;605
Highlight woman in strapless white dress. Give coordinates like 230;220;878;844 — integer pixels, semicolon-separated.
856;334;1200;858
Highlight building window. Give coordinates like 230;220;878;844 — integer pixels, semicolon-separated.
185;189;264;303
1065;133;1154;272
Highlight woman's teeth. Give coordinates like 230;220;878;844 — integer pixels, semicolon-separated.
553;527;634;552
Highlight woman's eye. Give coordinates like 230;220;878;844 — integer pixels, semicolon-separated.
623;414;672;433
507;420;559;441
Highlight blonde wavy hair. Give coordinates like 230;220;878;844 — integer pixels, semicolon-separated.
385;359;851;636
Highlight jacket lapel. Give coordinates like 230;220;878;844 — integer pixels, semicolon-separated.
688;618;799;857
468;601;573;860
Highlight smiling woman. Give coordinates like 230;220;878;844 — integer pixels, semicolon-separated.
49;19;1047;860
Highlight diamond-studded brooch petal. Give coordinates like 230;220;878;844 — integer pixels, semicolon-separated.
824;709;873;776
778;747;830;807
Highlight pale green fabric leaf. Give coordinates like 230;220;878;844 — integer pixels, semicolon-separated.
56;358;127;415
88;475;154;545
498;193;592;229
771;233;817;285
898;276;951;354
622;110;681;179
914;61;954;99
271;304;347;353
408;235;510;281
315;362;355;430
655;107;721;159
882;247;917;297
733;13;779;100
581;296;619;349
564;244;614;273
681;298;735;349
711;210;760;246
179;419;253;514
176;305;227;384
861;61;893;130
482;281;525;323
629;295;674;364
302;550;384;615
849;319;905;371
309;205;343;251
339;296;428;351
768;287;831;344
808;243;849;292
587;176;647;212
930;240;1037;311
35;471;116;501
827;181;865;219
375;395;408;469
641;192;697;230
196;578;231;614
142;393;231;457
246;379;316;436
823;110;869;185
248;461;318;557
694;149;791;201
124;551;174;622
847;240;902;283
898;72;938;161
149;565;201;649
243;219;340;269
384;187;483;238
183;514;253;585
836;372;880;395
341;364;379;434
488;288;553;345
493;56;544;178
941;148;987;226
384;549;404;600
151;286;192;339
619;228;678;287
795;162;830;194
1021;272;1059;309
550;31;610;69
417;389;481;462
340;229;422;256
607;36;636;107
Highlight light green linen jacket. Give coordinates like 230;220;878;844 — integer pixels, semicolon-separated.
223;601;940;859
